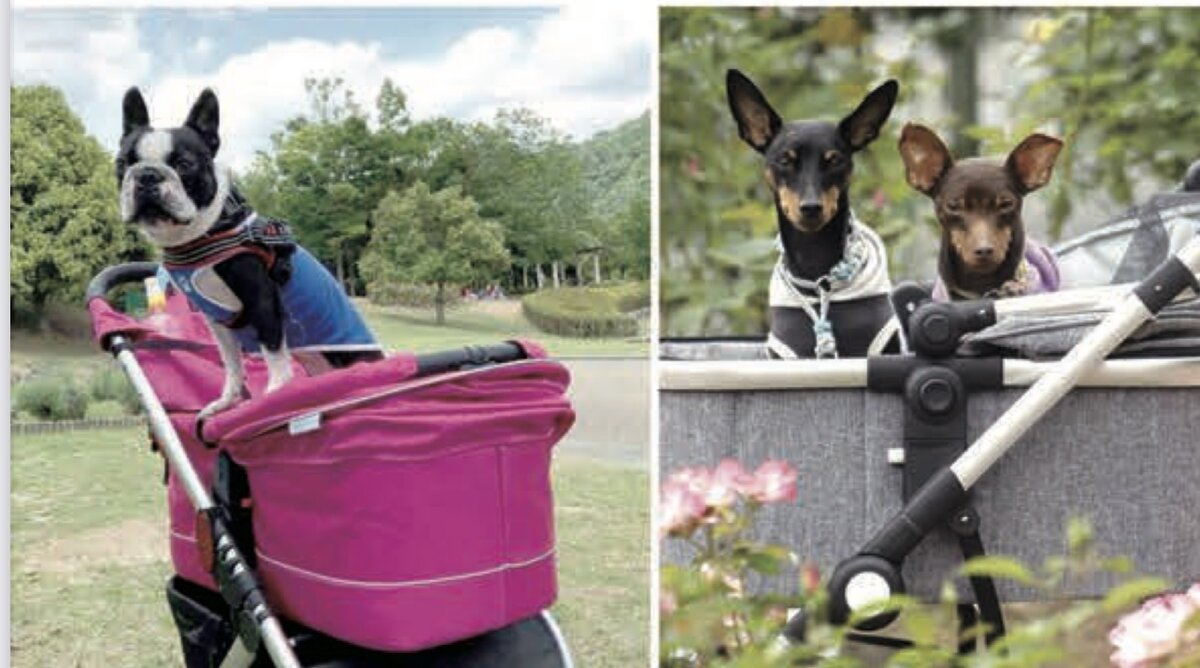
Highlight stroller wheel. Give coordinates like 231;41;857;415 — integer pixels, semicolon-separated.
296;612;572;668
826;554;904;631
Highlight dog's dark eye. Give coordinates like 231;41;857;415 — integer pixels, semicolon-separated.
997;197;1016;213
823;150;844;166
945;198;964;213
175;157;193;171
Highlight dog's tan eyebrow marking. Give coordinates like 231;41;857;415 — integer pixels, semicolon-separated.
137;130;173;163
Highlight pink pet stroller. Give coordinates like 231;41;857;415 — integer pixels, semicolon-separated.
87;263;577;667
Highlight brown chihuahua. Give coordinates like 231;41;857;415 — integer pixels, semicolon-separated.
898;123;1063;300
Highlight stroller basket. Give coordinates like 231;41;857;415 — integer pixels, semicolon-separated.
88;264;576;655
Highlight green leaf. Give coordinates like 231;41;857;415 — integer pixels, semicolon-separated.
960;556;1038;587
1102;577;1168;613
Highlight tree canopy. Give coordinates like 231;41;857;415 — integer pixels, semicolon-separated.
10;84;147;323
358;182;509;324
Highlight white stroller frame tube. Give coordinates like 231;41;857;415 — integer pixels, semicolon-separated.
110;333;302;668
955;236;1200;488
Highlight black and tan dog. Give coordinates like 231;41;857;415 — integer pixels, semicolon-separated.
897;123;1063;301
726;70;899;358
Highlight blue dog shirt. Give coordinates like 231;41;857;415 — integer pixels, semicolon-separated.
158;215;380;355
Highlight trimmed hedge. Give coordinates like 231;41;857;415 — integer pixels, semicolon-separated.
366;282;462;309
522;282;649;338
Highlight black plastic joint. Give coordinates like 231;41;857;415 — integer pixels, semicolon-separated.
864;468;969;561
1133;257;1200;315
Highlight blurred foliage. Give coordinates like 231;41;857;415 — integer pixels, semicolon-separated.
662;514;1188;667
660;7;1200;337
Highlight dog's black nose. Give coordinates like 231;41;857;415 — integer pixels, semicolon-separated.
137;171;162;188
974;246;995;259
800;202;824;219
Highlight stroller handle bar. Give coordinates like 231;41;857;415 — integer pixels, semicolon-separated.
85;262;159;303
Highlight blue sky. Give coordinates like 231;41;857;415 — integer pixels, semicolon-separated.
12;6;652;171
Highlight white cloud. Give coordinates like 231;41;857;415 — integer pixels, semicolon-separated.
13;7;651;172
13;11;152;147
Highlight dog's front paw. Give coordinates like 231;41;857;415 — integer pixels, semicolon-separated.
198;394;241;420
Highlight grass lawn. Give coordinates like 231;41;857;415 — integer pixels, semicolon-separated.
10;428;649;668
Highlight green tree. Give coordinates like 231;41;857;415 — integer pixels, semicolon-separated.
10;84;147;325
359;182;510;325
242;77;408;294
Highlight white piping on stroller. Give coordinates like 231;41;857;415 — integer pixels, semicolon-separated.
253;547;557;590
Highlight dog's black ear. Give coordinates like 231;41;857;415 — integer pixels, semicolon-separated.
185;89;221;155
122;87;150;137
726;69;782;153
839;79;898;152
898;123;953;195
1006;133;1063;194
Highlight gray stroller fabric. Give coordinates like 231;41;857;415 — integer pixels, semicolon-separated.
660;359;1200;603
959;296;1200;359
660;339;769;360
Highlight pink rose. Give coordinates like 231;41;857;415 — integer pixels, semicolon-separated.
1109;583;1200;667
666;467;711;497
660;479;706;539
751;460;798;504
706;459;755;507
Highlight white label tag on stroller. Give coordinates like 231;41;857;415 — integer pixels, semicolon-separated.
288;412;322;435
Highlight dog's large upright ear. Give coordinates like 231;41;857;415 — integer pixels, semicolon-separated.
726;69;782;153
122;87;150;137
838;80;898;152
898;123;954;195
185;89;221;155
1006;133;1063;194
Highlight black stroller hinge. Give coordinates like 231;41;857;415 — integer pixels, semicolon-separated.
832;295;1008;651
214;452;256;569
204;508;266;658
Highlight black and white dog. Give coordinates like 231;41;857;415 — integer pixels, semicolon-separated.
117;88;382;418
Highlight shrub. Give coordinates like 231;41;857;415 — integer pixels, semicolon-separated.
14;376;88;421
87;366;140;415
41;302;93;338
366;282;462;309
85;400;128;420
522;282;648;338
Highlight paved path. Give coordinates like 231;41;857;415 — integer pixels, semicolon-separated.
557;358;649;468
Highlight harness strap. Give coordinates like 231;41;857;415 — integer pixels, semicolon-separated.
162;215;296;273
